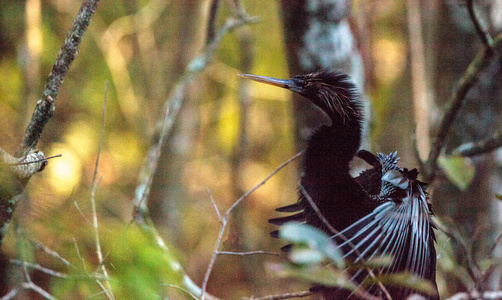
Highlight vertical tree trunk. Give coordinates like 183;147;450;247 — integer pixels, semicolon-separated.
280;0;370;155
149;0;205;236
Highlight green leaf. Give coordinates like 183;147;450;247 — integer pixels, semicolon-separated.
289;247;324;265
274;263;355;290
438;155;475;191
365;272;437;296
279;222;345;268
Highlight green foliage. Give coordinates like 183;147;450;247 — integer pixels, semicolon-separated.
438;155;475;191
276;263;355;290
107;226;185;299
279;222;345;268
365;273;437;296
51;225;185;299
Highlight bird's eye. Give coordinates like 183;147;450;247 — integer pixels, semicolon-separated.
291;77;307;87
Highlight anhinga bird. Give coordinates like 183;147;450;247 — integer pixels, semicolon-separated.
239;71;438;299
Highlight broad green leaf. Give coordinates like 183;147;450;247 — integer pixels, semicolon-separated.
438;155;475;191
279;222;345;268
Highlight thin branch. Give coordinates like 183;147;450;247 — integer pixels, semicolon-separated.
16;0;101;156
73;237;89;274
467;0;494;53
74;201;91;224
132;13;258;222
21;262;57;300
299;186;389;300
0;289;18;300
10;260;69;279
424;35;502;181
21;282;57;300
206;188;222;222
130;3;258;299
201;151;303;299
0;0;101;248
206;0;221;45
436;220;481;285
160;283;199;300
299;185;338;235
90;82;114;300
248;290;313;300
217;251;280;256
8;154;61;166
453;129;502;157
446;290;502;300
30;238;75;269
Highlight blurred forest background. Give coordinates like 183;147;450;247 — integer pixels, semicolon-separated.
1;0;502;299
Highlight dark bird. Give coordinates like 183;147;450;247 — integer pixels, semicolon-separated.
239;71;438;299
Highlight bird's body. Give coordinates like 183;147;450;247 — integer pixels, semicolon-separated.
240;71;438;299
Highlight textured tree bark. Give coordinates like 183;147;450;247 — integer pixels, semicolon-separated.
279;0;370;157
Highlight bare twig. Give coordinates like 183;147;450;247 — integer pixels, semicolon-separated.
0;289;18;300
217;251;280;256
132;14;258;222
248;290;313;300
129;6;257;300
73;237;89;274
424;35;502;181
299;186;389;300
21;262;57;300
74;201;91;224
201;151;303;299
90;82;114;300
467;0;494;53
299;185;338;235
160;283;200;300
206;0;221;45
8;154;61;166
21;282;57;300
446;290;502;300
206;188;222;222
436;220;480;285
453;129;502;157
29;238;74;269
10;260;69;279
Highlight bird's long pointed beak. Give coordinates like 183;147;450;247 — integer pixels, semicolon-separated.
238;74;298;91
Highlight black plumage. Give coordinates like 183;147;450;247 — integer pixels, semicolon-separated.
240;71;438;299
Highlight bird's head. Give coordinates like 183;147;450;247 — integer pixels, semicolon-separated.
239;70;361;123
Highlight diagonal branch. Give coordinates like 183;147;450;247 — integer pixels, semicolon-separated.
0;0;101;248
453;129;502;157
16;0;101;157
467;0;494;53
132;12;258;222
423;35;502;181
201;151;303;299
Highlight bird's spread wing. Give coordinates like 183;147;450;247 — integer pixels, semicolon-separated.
333;171;437;298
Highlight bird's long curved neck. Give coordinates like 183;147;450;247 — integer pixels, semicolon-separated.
303;97;363;179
